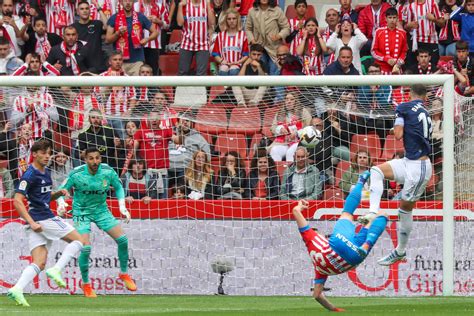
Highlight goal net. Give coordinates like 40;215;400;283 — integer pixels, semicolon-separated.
0;75;471;297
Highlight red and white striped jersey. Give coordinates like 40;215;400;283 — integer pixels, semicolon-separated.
181;0;209;51
97;70;136;116
438;8;460;41
300;228;354;282
301;37;325;76
212;30;248;64
13;92;55;138
89;0;118;21
134;0;169;49
288;18;305;55
322;27;336;65
45;0;75;36
69;93;101;133
406;0;441;44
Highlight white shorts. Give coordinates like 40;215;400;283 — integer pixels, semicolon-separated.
26;216;75;252
388;157;432;202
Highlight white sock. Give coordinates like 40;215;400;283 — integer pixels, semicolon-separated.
15;263;41;290
369;167;384;214
54;240;83;271
395;209;413;254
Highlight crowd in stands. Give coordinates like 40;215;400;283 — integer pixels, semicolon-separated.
0;0;471;201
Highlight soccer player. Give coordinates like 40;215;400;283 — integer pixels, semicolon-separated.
293;171;388;312
7;139;84;307
359;84;432;266
58;147;135;297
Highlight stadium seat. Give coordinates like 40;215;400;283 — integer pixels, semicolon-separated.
350;134;382;159
214;133;248;159
209;86;226;103
262;106;279;138
334;160;351;188
159;54;179;76
227;107;261;136
381;135;405;160
323;186;344;200
285;4;316;19
195;105;228;135
275;161;290;181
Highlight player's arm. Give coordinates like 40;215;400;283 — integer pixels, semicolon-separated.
13;192;42;232
313;282;344;312
393;111;405;140
110;169;131;223
292;200;309;228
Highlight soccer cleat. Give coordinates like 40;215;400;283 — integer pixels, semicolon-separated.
81;283;97;298
378;249;407;266
358;170;371;185
7;287;30;307
46;267;66;288
357;212;377;226
119;273;137;292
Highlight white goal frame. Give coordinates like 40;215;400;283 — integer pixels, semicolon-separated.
0;74;456;295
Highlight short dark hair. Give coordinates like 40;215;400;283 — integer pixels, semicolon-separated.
385;7;398;17
0;37;10;46
109;50;123;59
294;0;307;7
29;52;41;62
31;139;52;153
417;48;431;56
411;84;427;98
34;16;47;26
368;61;381;70
63;25;77;36
77;0;90;6
250;43;264;53
84;147;101;156
339;46;353;55
456;40;469;51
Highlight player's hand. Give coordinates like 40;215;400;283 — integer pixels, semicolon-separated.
120;207;131;224
58;189;69;198
30;222;42;233
295;199;309;212
141;196;151;205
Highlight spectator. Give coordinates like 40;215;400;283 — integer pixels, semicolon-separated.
184;150;214;200
48;148;73;190
339;149;371;199
404;0;445;67
151;90;169;110
215;151;247;199
122;159;156;204
407;48;441;74
296;17;327;76
176;0;215;76
0;36;22;74
124;120;138;151
371;7;408;74
22;16;62;62
280;146;322;200
453;40;474;95
323;46;359;75
169;115;210;187
133;110;174;199
232;43;268;107
134;0;169;75
450;0;474;58
106;0;158;75
245;0;290;76
92;0;118;25
269;91;311;162
212;8;249;76
73;1;107;73
430;98;443;162
238;0;253;26
324;109;351;162
0;0;27;57
12;52;59;77
0;121;34;181
47;25;97;75
276;44;304;75
339;0;359;23
78;108;122;171
11;85;58;139
286;0;307;56
322;8;339;65
327;14;368;75
357;0;391;57
210;0;233;33
133;65;157;114
42;0;76;36
97;50;137;138
307;117;335;184
437;0;462;57
246;149;280;200
171;182;186;199
0;162;14;198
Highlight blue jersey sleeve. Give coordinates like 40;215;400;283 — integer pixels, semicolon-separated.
15;175;31;196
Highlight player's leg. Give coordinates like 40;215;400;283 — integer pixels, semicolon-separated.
72;215;97;297
7;245;48;307
358;212;389;255
340;170;371;221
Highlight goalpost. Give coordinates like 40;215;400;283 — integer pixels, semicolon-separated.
0;74;468;297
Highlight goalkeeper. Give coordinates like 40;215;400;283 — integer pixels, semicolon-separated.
58;147;136;297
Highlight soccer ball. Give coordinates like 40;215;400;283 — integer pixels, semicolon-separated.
297;126;321;148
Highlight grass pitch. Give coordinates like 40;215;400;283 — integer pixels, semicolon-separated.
1;295;473;315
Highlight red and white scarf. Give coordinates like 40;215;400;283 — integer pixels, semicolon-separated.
385;28;400;60
418;62;431;74
35;33;52;60
60;41;80;75
70;93;101;131
115;4;142;60
52;0;68;28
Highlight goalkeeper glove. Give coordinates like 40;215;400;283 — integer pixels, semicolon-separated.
118;199;131;224
57;197;69;217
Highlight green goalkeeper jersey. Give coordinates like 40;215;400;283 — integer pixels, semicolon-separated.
61;163;125;216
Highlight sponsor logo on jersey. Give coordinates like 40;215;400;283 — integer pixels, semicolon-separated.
40;185;53;193
82;190;108;195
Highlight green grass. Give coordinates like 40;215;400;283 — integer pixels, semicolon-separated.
1;295;473;315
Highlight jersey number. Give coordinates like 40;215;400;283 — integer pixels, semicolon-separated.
418;112;433;138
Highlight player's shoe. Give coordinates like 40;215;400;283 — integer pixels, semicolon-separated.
378;249;407;266
119;273;137;291
45;267;66;288
357;212;377;226
81;283;97;298
358;170;371;185
7;287;30;307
